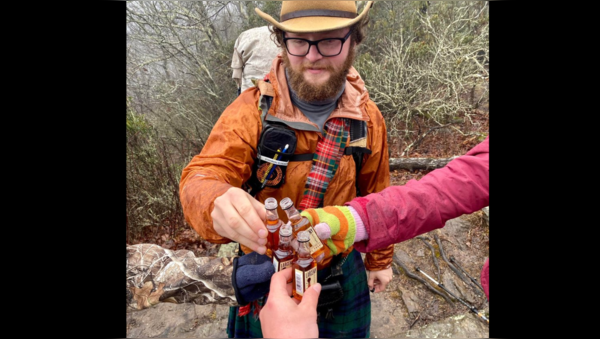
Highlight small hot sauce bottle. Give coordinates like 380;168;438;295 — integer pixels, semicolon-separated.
292;230;317;301
280;197;325;263
272;223;294;272
264;197;282;258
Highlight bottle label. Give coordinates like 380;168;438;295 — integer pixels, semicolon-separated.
304;266;317;292
279;259;292;271
273;257;292;272
294;266;317;296
305;226;324;254
295;269;304;296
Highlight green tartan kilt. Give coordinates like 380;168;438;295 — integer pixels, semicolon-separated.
227;248;371;338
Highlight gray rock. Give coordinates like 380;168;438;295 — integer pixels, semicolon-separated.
127;302;229;338
217;242;239;258
400;312;489;338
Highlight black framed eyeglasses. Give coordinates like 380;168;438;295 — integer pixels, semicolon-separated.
283;29;353;57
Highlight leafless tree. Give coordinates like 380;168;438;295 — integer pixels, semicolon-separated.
356;1;488;156
126;1;489;244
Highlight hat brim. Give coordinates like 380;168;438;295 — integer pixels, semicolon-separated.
255;1;373;33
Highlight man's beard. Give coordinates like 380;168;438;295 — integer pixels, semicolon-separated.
283;46;355;102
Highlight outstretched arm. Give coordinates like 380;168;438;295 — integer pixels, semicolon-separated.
302;136;489;255
351;136;489;252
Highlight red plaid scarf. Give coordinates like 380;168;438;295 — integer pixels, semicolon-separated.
299;118;349;210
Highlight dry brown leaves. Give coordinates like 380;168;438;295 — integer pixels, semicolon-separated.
130;281;166;310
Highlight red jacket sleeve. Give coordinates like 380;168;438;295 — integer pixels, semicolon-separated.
349;136;489;253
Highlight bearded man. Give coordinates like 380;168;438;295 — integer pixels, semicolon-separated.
179;1;393;337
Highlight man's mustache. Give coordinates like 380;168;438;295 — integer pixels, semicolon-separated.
300;63;332;71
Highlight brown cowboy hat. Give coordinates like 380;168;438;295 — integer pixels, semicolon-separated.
255;1;374;33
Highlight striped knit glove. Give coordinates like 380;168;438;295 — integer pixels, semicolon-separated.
300;206;359;259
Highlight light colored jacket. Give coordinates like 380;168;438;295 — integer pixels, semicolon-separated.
180;55;394;270
231;26;280;92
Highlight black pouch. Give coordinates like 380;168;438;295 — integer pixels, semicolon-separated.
316;254;346;320
317;280;344;308
247;122;297;195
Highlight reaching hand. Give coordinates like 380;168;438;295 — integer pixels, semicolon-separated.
232;252;275;306
367;267;394;293
259;268;321;338
301;206;357;259
211;187;269;254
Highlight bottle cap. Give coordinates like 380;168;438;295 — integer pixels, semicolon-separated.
297;230;310;242
265;197;278;210
280;223;292;237
279;197;293;210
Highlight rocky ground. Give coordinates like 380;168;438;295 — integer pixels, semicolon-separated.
126;206;489;338
368;207;489;338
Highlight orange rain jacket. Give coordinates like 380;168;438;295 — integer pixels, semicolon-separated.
179;55;393;271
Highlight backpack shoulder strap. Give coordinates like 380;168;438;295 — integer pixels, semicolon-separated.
344;119;371;197
256;79;274;122
256;78;275;98
243;79;274;197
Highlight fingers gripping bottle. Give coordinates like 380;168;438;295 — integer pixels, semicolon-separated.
264;197;283;258
273;223;294;272
279;197;325;263
292;230;317;301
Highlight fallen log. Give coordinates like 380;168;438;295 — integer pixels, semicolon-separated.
389;156;458;171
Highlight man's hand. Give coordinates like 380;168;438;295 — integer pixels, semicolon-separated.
211;187;268;254
259;268;321;338
367;267;393;293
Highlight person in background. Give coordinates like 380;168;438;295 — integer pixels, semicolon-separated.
259;135;489;337
231;25;280;96
179;1;393;337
